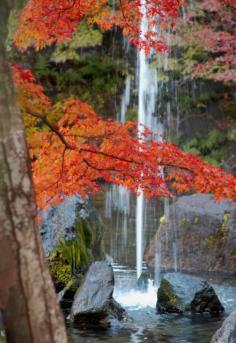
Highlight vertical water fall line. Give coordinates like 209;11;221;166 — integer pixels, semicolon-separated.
136;3;161;278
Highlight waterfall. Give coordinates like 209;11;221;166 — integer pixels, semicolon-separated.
136;6;163;279
104;13;170;279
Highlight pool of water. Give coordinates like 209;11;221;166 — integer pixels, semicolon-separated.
69;265;236;343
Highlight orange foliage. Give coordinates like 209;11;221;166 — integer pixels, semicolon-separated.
15;0;183;52
12;65;236;208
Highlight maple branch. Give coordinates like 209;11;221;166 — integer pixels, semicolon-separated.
27;111;75;149
27;111;195;179
83;157;135;178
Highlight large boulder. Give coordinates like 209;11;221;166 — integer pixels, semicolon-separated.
145;194;236;274
211;310;236;343
70;261;126;325
40;194;104;258
157;273;224;315
40;195;105;289
190;282;224;314
157;278;184;313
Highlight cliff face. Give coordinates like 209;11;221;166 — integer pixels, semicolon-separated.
145;194;236;275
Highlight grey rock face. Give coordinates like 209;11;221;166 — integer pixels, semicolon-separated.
145;194;236;274
157;273;224;315
211;311;236;343
70;261;126;324
40;194;104;258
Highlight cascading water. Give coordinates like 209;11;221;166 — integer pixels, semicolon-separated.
136;5;163;279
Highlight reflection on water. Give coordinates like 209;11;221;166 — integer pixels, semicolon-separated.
69;265;236;343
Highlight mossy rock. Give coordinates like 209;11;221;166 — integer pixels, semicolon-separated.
157;278;184;313
49;219;94;286
50;259;72;286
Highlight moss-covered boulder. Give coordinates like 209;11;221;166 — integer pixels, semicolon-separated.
157;278;184;313
157;273;224;316
49;219;94;288
40;195;105;289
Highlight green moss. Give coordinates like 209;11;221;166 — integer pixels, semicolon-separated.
50;259;72;285
49;219;94;286
193;216;200;224
157;279;183;310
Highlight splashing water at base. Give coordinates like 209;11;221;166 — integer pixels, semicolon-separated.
114;278;157;309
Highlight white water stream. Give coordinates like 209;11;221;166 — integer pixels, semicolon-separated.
136;4;163;279
105;4;168;280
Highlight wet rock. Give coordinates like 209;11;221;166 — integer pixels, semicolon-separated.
145;194;236;275
137;271;152;292
156;273;224;315
70;261;126;325
190;282;224;314
157;278;184;313
211;310;236;343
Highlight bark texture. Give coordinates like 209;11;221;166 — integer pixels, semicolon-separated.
0;1;68;342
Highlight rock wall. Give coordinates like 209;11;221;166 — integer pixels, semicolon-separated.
145;194;236;275
40;194;105;287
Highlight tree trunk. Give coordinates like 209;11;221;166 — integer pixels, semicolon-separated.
0;2;68;342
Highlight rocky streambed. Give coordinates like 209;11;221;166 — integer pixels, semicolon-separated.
68;264;236;343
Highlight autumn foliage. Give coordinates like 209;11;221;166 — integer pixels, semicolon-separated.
15;0;184;53
176;0;236;82
12;65;236;209
11;0;236;208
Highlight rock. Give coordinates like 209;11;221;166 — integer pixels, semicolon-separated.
156;273;224;315
40;194;104;259
190;282;224;314
40;195;105;288
145;194;236;275
157;278;184;313
57;278;82;314
137;271;152;292
70;261;126;325
211;310;236;343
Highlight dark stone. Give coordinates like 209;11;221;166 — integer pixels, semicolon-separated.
190;282;224;314
70;261;126;325
211;310;236;343
57;279;81;313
